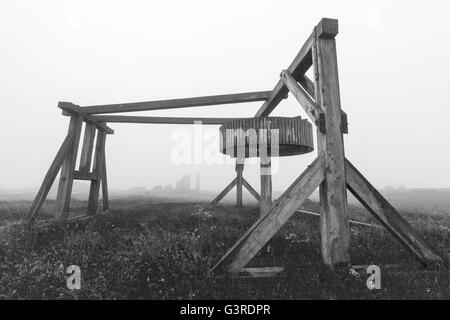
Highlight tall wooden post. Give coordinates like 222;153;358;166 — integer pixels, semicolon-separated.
55;115;83;218
260;156;272;217
87;130;106;215
236;161;244;207
313;19;350;267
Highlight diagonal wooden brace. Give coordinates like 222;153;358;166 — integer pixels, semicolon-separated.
210;154;325;274
345;159;443;265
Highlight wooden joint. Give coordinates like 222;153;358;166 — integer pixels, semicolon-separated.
58;102;114;134
316;18;339;38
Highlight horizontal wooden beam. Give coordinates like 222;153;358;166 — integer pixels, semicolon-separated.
90;115;238;125
73;171;99;181
58;102;114;134
80;91;273;115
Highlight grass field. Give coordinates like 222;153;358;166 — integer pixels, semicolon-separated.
0;196;449;299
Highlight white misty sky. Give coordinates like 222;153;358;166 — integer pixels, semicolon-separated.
1;0;449;192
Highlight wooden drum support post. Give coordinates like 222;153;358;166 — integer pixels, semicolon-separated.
214;117;314;213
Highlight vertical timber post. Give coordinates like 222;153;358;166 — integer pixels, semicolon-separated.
260;155;272;217
87;129;106;215
313;18;350;267
101;150;109;211
236;160;244;207
55;115;83;218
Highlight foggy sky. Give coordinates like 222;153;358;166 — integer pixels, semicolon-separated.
1;0;450;192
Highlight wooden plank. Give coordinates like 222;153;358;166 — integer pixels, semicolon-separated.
254;33;314;117
101;149;109;211
90;115;238;125
238;267;284;278
242;178;260;202
58;102;114;134
55;115;83;219
23;129;77;224
80;91;272;115
259;156;272;217
210;178;237;205
87;130;106;215
313;20;351;267
236;163;244;207
210;154;325;274
73;171;99;181
78;123;96;174
280;70;323;130
345;159;443;264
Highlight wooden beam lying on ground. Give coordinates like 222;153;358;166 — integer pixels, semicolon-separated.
345;159;443;264
238;267;284;278
90;115;238;125
80;91;273;115
295;210;383;229
210;154;325;273
58;102;114;134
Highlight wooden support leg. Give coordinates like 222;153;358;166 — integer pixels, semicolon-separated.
101;151;109;211
345;159;443;264
313;21;350;267
55;115;83;219
87;130;106;215
259;156;272;217
78;122;96;175
236;162;244;207
23;129;77;224
211;178;237;205
210;155;325;274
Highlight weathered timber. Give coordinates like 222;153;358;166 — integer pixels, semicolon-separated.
255;33;314;117
210;178;237;205
260;156;272;217
78;123;96;175
23;128;77;223
90;116;238;125
345;159;443;264
58;102;114;134
236;163;244;208
313;19;351;267
210;155;325;273
242;178;260;202
101;151;109;211
80;91;273;115
55;115;83;219
87;130;106;215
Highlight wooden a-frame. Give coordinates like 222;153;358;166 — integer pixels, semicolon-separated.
210;18;442;274
25;18;442;274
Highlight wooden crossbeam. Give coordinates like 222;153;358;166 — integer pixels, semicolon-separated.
80;91;273;115
345;159;443;264
73;171;99;181
23;127;77;224
211;178;237;205
90;115;238;125
242;178;260;202
58;102;114;134
210;154;325;273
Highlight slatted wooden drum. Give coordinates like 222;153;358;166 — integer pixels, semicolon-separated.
219;116;314;158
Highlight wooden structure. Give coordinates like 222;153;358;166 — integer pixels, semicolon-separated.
25;18;442;273
213;116;314;216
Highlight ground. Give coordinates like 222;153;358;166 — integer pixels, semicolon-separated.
0;196;449;299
